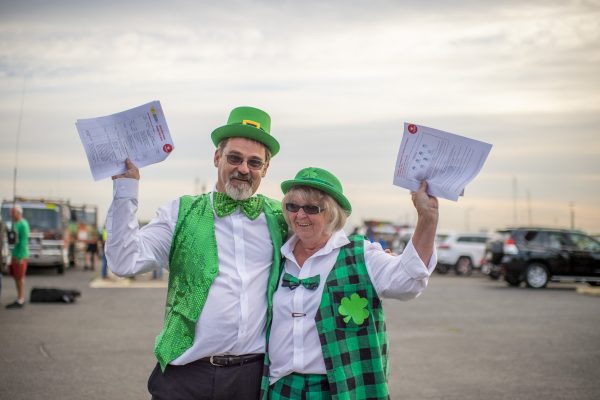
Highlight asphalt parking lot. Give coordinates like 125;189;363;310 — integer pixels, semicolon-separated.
1;268;599;400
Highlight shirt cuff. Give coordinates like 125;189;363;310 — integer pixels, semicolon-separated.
113;178;139;199
402;240;437;280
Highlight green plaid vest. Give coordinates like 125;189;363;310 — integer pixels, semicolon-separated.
154;193;287;371
261;235;389;400
315;235;389;399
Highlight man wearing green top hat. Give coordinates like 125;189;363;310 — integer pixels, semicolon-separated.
105;106;288;400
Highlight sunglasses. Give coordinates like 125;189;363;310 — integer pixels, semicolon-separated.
285;203;325;215
225;154;265;170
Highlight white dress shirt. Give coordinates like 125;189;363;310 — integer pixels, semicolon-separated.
268;229;437;384
105;178;274;365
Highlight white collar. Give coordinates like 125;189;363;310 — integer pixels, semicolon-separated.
281;229;350;260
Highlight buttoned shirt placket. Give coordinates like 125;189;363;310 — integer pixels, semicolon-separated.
232;210;250;345
291;262;307;370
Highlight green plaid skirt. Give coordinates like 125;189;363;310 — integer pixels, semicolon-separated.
269;373;331;400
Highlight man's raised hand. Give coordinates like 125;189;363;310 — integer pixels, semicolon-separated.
112;159;140;180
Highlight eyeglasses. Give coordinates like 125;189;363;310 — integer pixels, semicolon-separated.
285;203;325;215
225;154;265;170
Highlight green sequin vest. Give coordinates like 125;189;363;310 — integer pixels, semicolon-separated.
261;235;389;400
154;193;287;371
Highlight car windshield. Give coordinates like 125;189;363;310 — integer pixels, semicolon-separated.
71;208;97;225
1;206;62;231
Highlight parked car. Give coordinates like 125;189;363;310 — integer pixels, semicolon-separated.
436;232;490;275
482;227;600;288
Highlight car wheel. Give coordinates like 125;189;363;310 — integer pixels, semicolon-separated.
436;264;449;274
505;275;521;287
488;268;501;280
525;263;548;288
455;256;473;276
587;282;600;287
489;272;501;280
57;262;65;275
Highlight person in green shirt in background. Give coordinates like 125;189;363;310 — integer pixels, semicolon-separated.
67;218;78;268
6;205;30;309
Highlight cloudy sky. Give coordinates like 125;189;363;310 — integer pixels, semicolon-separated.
1;0;599;233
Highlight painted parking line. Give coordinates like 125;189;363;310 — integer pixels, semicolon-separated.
89;277;167;289
576;286;600;297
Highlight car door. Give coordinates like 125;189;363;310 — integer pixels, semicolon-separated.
540;231;571;275
456;235;488;268
566;233;600;276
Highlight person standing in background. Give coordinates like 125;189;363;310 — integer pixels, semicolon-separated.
6;205;30;309
100;226;109;279
67;217;78;268
84;225;100;271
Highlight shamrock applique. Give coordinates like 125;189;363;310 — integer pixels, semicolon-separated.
301;168;318;179
338;293;369;325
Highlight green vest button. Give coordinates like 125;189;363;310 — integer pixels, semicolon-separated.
210;268;217;274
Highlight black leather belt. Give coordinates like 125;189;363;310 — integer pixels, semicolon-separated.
199;353;264;367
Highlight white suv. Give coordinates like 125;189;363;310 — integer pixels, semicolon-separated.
436;232;490;275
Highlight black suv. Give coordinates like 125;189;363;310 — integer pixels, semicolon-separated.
482;227;600;288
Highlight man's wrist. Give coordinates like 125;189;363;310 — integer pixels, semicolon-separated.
113;178;139;199
417;211;439;224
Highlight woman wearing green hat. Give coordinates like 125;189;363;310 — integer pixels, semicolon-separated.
262;167;439;400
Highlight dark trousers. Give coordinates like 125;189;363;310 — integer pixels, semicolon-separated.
148;357;264;400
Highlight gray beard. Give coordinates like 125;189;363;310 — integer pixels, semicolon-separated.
224;174;254;200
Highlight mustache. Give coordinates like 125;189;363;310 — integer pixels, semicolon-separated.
230;171;252;184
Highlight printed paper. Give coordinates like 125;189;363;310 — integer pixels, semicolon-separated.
393;123;492;201
76;101;174;181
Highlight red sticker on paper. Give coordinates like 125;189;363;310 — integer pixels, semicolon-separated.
408;124;418;134
163;144;173;153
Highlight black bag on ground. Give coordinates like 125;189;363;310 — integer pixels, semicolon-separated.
30;287;82;303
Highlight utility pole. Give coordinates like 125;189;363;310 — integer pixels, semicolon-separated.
512;176;518;225
7;76;26;244
526;189;532;226
13;77;27;202
570;201;575;229
465;207;474;232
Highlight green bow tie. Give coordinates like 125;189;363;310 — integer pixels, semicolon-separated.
281;272;321;290
213;192;264;220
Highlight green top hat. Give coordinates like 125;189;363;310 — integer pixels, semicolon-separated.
211;106;280;156
281;167;352;214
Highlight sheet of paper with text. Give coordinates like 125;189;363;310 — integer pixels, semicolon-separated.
393;123;492;201
76;100;174;181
